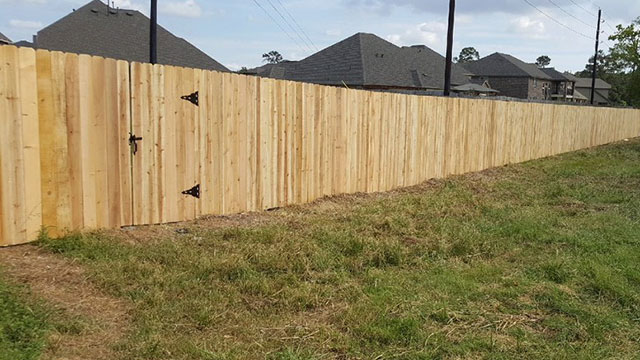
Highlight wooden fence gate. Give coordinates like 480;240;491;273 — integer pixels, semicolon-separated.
130;63;204;225
129;64;268;225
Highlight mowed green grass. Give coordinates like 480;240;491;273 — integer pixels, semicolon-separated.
8;138;640;359
0;271;50;360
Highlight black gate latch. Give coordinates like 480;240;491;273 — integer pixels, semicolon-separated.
129;133;143;155
182;184;200;199
181;91;199;106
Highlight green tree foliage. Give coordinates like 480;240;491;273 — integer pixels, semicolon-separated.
575;17;640;108
262;51;283;64
575;51;629;106
608;17;640;72
536;55;551;68
454;47;480;63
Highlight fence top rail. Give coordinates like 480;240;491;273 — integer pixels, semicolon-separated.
4;44;639;112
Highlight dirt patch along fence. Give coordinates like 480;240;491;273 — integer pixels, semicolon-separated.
1;45;640;246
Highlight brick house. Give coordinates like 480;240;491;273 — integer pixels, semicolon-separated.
539;68;585;103
463;53;553;100
249;33;471;93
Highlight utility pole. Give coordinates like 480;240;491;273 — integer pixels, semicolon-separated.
150;0;158;64
443;0;455;96
590;9;601;105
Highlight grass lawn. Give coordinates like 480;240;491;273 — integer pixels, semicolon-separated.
2;138;640;359
0;271;50;360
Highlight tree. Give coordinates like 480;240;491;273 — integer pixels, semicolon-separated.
454;47;480;63
535;55;551;68
575;51;628;106
575;50;616;77
262;51;283;64
607;17;640;107
570;18;640;108
608;17;640;72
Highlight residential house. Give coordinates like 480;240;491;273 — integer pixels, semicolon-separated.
464;53;553;100
539;67;582;102
452;83;499;97
16;0;228;72
250;33;471;93
575;78;612;106
0;32;11;45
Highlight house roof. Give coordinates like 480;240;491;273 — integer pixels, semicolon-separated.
464;53;551;79
452;83;499;93
13;40;34;48
0;31;11;44
540;67;575;81
574;77;612;89
562;72;579;82
575;88;610;104
573;90;588;101
252;33;470;89
33;0;228;72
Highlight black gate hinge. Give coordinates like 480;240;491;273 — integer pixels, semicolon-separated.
182;184;200;199
129;133;143;155
181;91;199;106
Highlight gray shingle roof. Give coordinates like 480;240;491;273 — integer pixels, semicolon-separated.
464;53;551;79
33;0;228;71
252;33;470;89
575;77;612;89
0;31;11;44
540;67;575;81
452;83;499;93
13;40;34;48
562;72;579;82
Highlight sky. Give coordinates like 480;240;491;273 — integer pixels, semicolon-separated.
0;0;638;72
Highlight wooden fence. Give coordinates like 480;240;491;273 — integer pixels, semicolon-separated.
1;44;639;246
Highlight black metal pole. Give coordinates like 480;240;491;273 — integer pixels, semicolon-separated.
590;9;601;105
443;0;456;96
150;0;158;64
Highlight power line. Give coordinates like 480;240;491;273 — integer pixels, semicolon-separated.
566;0;596;17
521;0;594;40
587;0;601;10
264;0;314;53
251;0;309;55
601;16;617;33
274;0;320;52
546;0;595;29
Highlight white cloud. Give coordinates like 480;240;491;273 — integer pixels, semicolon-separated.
456;14;473;25
9;19;43;29
160;0;203;18
325;29;342;37
386;21;446;48
111;0;146;13
509;16;547;39
0;0;47;4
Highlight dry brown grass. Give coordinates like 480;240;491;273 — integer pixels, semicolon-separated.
0;246;130;360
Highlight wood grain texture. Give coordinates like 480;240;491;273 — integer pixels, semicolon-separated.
0;46;28;245
1;45;640;246
18;48;42;242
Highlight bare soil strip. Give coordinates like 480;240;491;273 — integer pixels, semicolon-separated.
0;245;130;360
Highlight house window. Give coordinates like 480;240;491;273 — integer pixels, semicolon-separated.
534;79;538;88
